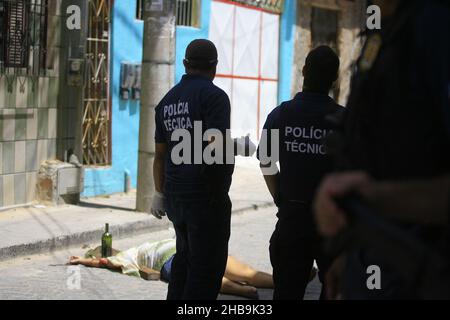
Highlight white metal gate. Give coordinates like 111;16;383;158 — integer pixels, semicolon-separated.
209;0;280;141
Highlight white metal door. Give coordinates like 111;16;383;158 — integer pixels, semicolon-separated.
209;0;280;142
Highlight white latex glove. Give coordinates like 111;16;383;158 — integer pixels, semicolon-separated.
150;191;166;219
234;135;257;157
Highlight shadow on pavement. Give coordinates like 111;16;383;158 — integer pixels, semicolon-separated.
77;201;136;213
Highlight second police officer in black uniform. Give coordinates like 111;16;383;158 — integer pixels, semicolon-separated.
258;46;344;299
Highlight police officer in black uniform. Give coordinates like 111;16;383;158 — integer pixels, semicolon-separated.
151;39;235;300
258;46;344;299
314;0;450;299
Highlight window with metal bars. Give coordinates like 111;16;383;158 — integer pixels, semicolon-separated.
232;0;284;13
0;0;48;76
176;0;201;28
136;0;202;26
0;2;5;64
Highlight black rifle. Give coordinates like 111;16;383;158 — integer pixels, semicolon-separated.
325;195;450;299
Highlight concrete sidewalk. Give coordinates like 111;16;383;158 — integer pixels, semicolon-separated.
0;158;273;261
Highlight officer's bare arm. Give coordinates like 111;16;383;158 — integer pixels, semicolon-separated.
154;143;168;193
260;162;280;204
362;175;450;226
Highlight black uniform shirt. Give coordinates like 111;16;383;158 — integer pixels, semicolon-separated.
342;1;450;180
338;0;450;299
155;74;234;197
259;92;344;214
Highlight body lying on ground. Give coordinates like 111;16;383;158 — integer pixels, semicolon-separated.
69;238;298;299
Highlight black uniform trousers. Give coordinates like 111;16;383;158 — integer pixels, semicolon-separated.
269;203;331;300
165;193;231;300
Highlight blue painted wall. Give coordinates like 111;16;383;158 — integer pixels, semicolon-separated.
83;0;212;197
83;0;144;197
278;0;296;103
83;0;296;197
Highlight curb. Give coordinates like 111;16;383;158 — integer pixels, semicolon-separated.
0;202;274;262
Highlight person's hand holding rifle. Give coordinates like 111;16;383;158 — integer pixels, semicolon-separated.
314;173;450;237
313;172;450;299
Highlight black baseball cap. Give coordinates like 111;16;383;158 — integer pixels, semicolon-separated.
184;39;218;69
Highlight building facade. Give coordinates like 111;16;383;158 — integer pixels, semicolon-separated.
292;0;366;105
0;0;61;208
82;0;298;198
0;0;367;208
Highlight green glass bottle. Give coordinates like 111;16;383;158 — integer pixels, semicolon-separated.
101;223;112;258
